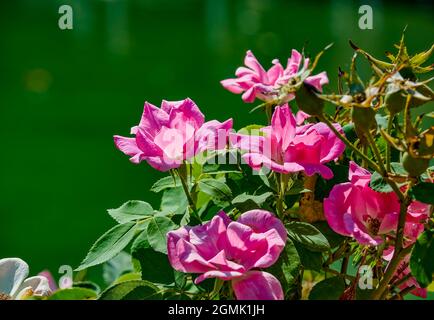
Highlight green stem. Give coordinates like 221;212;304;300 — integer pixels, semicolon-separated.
276;173;288;219
385;114;394;172
365;129;387;175
176;165;201;223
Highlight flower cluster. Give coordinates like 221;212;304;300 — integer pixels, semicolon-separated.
11;35;430;301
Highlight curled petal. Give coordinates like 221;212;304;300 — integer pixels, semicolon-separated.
113;136;144;164
231;271;284;300
304;71;329;92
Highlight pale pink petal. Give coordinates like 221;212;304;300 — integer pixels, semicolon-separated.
295;110;310;125
113;135;144;164
138;102;169;135
324;183;354;237
220;79;245;94
168;98;205;129
285;49;302;75
348;161;371;187
196;119;233;154
244;50;267;80
231;271;284;300
195;270;244;284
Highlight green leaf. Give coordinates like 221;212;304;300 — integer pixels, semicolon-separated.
293;242;323;271
160;187;188;216
108;200;154;223
390;162;407;175
309;276;346;300
76;222;138;271
131;230;174;285
174;271;187;289
103;251;133;285
202;163;241;175
198;179;232;200
286;221;330;252
147;216;176;254
151;176;180;193
313;222;346;249
98;280;162;300
73;281;101;294
409;182;434;205
49;288;97;300
231;192;273;211
268;239;301;298
369;171;393;193
410;229;434;288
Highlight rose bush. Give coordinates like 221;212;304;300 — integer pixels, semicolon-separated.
4;32;433;301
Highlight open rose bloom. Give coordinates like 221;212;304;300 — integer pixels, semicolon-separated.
114;98;232;171
231;105;345;178
0;258;51;300
221;49;328;103
167;210;287;300
324;162;430;245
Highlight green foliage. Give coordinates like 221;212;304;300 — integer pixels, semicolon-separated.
268;239;301;298
98;280;162;300
103;251;133;285
131;230;175;285
293;242;324;271
151;176;181;193
409;182;434;205
198;178;232;201
286;221;330;252
160;187;188;216
369;171;394;193
76;222;139;271
309;276;346;300
49;288;97;300
231;192;273;211
146;216;176;254
410;229;434;288
108;200;154;223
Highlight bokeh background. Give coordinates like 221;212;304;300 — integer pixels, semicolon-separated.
0;0;433;292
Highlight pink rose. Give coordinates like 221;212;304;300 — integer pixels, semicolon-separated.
231;104;345;178
167;210;287;300
114;98;232;171
324;161;430;245
221;50;328;103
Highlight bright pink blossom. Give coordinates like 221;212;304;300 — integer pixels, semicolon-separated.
221;50;328;103
231;105;345;178
114;98;232;171
324;161;430;245
167;210;287;300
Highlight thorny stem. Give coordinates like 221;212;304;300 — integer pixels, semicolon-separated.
276;173;287;219
319;112;414;300
385;114;394;172
318;114;382;173
365;129;387;175
176;165;201;223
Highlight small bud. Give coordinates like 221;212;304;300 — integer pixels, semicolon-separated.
402;152;429;177
385;89;406;115
351;106;376;132
295;83;324;116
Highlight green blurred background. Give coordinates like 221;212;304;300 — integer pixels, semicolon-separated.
0;0;433;287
